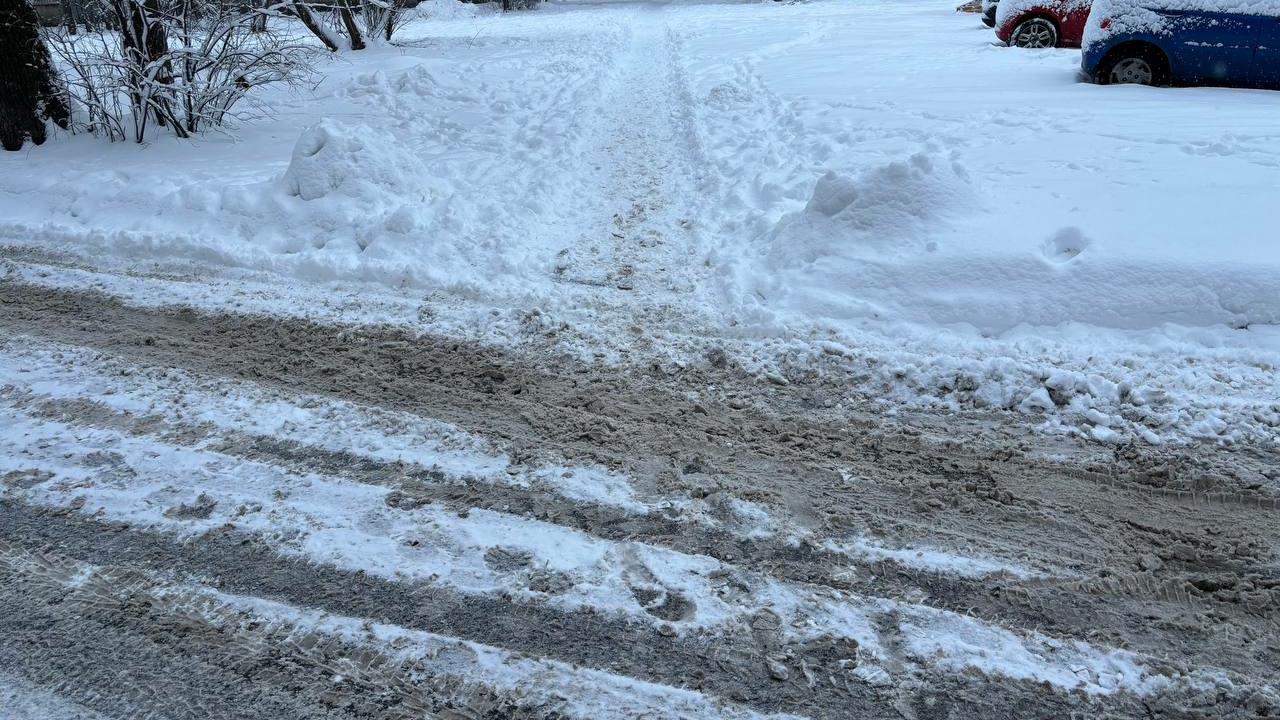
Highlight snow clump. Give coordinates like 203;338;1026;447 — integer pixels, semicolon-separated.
277;119;440;256
282;119;429;204
764;153;974;265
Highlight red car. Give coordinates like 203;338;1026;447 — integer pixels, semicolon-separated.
995;0;1091;48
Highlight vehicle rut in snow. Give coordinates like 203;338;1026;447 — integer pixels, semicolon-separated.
1;279;1278;719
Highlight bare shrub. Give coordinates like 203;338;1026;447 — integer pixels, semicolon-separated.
44;0;317;142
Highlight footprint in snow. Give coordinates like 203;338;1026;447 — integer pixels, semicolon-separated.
618;550;697;622
1042;226;1091;264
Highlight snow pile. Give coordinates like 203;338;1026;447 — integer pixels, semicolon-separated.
267;118;448;263
282;119;429;205
764;153;973;266
743;151;980;323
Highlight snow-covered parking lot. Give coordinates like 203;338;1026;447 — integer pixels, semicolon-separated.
2;1;1279;718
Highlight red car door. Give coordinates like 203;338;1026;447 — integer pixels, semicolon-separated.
1060;2;1093;47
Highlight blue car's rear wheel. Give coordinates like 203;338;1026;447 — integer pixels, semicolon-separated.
1097;44;1170;86
1110;58;1153;84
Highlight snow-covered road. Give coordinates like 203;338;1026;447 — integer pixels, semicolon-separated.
1;283;1277;718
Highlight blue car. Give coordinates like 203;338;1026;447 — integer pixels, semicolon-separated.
1081;0;1280;88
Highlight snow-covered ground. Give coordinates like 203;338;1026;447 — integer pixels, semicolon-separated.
4;7;1280;713
2;0;1277;444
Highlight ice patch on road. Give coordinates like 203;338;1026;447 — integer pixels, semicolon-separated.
825;536;1038;580
898;605;1168;695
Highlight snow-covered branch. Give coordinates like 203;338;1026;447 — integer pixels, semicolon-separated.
43;0;318;142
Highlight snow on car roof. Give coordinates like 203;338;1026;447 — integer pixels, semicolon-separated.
1090;0;1280;17
1085;0;1280;46
996;0;1090;29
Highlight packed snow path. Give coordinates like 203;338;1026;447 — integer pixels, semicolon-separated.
1;0;1279;717
553;6;705;294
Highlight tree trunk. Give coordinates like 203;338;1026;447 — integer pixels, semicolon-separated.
250;0;267;33
61;0;79;34
290;1;340;52
383;5;398;42
339;0;364;50
0;0;71;151
116;0;174;135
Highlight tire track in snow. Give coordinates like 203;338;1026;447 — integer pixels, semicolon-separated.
27;329;1272;661
0;500;900;720
3;280;1275;570
2;281;1279;717
0;333;1050;574
0;540;800;720
1;399;1172;701
5;281;1279;584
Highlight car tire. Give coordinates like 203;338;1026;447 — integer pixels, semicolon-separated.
1097;45;1170;86
1010;17;1058;48
982;8;996;27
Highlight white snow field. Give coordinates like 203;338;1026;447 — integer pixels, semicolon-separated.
2;0;1278;444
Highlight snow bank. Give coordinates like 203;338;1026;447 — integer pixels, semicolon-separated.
673;1;1279;444
0;15;632;288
